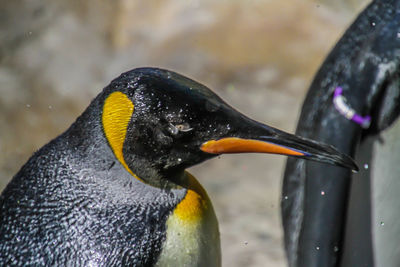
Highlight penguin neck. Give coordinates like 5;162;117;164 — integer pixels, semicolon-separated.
65;129;181;190
124;157;189;190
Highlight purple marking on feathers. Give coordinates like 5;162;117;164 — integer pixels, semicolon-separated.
333;87;371;129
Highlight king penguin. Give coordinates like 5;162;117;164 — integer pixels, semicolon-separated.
0;67;357;266
282;1;400;266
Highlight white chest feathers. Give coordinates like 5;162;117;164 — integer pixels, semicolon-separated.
155;173;221;267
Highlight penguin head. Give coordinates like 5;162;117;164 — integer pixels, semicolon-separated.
100;68;357;182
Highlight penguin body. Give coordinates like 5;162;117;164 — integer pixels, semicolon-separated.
155;172;220;267
282;1;400;266
0;110;185;266
0;68;356;266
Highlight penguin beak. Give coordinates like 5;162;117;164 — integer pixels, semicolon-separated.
200;120;358;171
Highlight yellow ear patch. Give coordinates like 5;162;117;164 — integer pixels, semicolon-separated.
102;91;141;181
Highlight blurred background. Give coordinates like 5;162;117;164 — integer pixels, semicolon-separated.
0;0;369;266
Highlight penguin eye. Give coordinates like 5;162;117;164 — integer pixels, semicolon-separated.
176;123;193;132
167;122;193;135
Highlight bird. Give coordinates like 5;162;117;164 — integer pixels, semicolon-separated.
282;1;400;266
0;67;357;266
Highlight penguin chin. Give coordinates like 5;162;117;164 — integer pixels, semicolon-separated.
122;155;190;189
136;167;174;189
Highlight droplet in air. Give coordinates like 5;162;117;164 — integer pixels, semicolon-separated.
284;196;288;200
364;164;369;169
334;246;339;252
226;84;235;92
177;158;182;163
321;191;325;196
397;32;400;38
48;105;52;109
371;22;376;27
26;104;31;108
316;246;320;250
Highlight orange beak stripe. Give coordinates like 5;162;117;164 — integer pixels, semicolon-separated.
200;137;305;156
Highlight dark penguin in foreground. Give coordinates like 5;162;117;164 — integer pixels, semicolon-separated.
282;0;400;266
0;67;357;266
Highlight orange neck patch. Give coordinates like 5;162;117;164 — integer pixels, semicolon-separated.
102;91;141;181
174;172;211;222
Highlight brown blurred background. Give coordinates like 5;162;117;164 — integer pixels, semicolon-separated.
0;0;369;266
